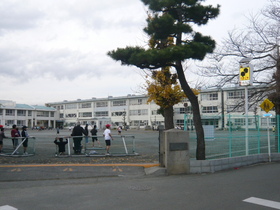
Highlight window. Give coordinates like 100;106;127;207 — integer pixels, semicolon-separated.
17;120;25;126
0;110;3;115
201;93;218;101
233;118;255;126
112;111;125;116
65;104;77;109
59;114;64;118
112;100;126;106
174;107;192;114
129;109;148;116
5;109;15;116
176;120;184;126
227;90;244;99
50;112;54;117
6;120;14;125
227;105;244;113
28;111;32;116
261;117;276;126
37;111;49;117
96;101;108;107
202;106;218;113
131;120;148;126
130;99;147;105
65;113;77;118
95;111;108;117
79;112;92;117
17;110;26;116
79;103;91;108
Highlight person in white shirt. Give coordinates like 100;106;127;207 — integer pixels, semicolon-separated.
103;124;114;155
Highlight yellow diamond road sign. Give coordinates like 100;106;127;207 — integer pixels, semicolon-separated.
260;99;274;113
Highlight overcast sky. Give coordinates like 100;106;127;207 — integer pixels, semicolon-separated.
0;0;268;105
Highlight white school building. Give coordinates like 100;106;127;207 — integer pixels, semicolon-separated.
0;85;275;130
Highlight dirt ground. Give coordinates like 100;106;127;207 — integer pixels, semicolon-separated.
0;128;160;165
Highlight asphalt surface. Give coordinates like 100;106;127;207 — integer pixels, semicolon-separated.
1;129;280;209
0;162;279;210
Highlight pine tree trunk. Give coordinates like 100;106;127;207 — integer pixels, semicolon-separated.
175;62;205;160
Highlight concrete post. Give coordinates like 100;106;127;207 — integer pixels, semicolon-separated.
164;129;190;175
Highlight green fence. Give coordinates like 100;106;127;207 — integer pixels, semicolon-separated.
189;114;280;159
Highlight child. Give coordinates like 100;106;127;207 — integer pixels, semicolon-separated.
11;125;20;152
90;125;101;147
21;126;29;155
54;137;68;155
103;124;114;155
117;126;122;135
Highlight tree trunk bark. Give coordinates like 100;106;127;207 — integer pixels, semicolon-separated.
164;106;174;130
175;62;205;160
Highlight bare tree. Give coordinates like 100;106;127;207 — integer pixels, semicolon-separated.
199;1;280;114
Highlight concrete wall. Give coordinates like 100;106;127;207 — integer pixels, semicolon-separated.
190;153;280;174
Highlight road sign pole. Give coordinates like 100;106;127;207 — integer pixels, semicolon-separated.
245;86;249;156
267;117;271;162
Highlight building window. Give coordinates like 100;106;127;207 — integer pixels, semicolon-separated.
201;93;218;101
96;101;108;107
176;120;184;126
129;109;148;116
131;120;148;126
130;99;147;105
59;114;64;118
95;111;108;117
65;113;77;118
5;109;15;116
202;106;218;113
79;112;92;117
17;120;25;126
174;107;192;114
6;120;14;126
227;105;244;113
37;111;49;117
227;90;244;99
17;110;26;116
28;111;32;116
261;117;275;126
112;100;126;106
0;110;3;115
112;111;125;116
79;103;91;108
50;112;54;117
65;104;77;109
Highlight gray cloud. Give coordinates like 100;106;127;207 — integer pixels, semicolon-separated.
0;1;44;34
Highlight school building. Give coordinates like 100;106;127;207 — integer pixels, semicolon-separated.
44;85;275;130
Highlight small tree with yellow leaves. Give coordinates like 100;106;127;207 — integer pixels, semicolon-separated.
146;67;185;129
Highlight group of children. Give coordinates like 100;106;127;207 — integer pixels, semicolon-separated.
54;124;115;156
0;124;29;154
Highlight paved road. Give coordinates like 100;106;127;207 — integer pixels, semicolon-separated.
0;162;280;210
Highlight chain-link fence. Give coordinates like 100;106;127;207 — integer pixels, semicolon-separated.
188;114;280;159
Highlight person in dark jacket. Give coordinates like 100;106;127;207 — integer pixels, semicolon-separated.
84;124;89;144
21;126;29;155
54;137;68;155
71;122;87;154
